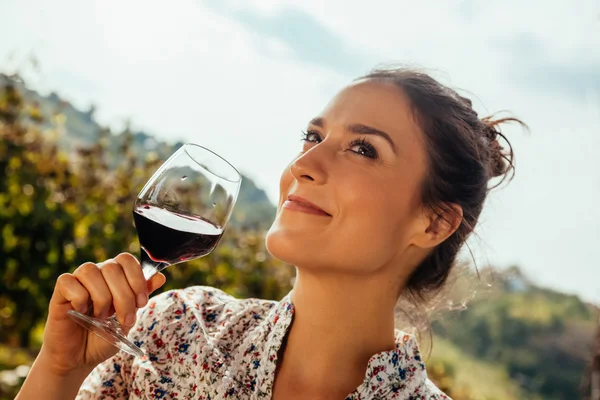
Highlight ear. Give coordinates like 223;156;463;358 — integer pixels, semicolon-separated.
411;203;463;249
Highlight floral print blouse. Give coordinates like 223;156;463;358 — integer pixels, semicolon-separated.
77;286;450;399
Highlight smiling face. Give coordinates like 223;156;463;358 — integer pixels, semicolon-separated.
266;79;430;276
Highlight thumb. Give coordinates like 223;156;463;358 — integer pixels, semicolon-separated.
147;272;167;294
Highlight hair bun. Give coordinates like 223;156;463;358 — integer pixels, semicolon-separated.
483;123;507;178
480;116;524;187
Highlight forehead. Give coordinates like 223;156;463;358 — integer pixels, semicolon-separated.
318;79;425;156
320;80;423;144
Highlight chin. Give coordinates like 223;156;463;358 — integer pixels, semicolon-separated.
266;222;350;274
266;218;321;267
266;216;397;276
266;221;299;265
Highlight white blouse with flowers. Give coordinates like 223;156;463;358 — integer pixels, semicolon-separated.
77;286;450;399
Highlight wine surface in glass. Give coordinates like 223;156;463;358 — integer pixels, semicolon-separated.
133;205;223;267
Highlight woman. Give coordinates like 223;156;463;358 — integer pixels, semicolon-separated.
17;67;522;399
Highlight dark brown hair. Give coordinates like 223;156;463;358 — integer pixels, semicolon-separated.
358;66;526;302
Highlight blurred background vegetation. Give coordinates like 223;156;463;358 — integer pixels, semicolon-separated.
0;73;597;399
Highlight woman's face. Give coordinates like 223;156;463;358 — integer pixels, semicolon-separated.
266;79;429;275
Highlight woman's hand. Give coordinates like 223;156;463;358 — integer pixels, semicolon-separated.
40;253;166;376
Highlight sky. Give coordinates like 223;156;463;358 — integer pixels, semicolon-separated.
1;0;599;304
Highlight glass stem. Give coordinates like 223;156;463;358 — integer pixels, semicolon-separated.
141;261;168;280
140;250;170;280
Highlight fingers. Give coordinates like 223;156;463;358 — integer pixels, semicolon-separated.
54;273;91;313
99;260;137;326
73;262;113;319
55;254;167;327
114;253;147;308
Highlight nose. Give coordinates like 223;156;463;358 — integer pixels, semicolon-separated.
289;145;328;185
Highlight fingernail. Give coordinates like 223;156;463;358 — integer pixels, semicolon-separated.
124;312;135;326
78;305;88;314
137;292;148;307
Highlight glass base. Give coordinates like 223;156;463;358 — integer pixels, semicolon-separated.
67;309;145;358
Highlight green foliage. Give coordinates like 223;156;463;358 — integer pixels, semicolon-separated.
433;268;595;400
425;337;537;400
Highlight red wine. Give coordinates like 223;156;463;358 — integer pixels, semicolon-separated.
133;205;223;265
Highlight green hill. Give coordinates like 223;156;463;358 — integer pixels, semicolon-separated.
430;266;596;399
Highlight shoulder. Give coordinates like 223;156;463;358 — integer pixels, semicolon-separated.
404;333;451;399
134;286;276;353
402;333;452;399
147;285;276;323
78;286;280;399
147;285;240;315
387;332;453;400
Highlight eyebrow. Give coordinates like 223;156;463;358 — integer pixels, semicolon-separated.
308;117;397;154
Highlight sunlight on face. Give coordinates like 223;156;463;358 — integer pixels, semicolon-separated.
266;80;429;274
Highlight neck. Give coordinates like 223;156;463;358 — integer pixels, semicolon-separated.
274;268;399;397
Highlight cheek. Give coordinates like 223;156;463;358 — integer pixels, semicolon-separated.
340;171;403;221
342;181;400;239
331;175;416;263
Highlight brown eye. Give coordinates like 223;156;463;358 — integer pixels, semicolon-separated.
349;138;378;159
301;130;322;144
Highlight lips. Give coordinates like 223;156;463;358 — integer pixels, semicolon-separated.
283;195;331;216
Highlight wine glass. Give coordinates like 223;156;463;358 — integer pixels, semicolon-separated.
67;144;242;357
